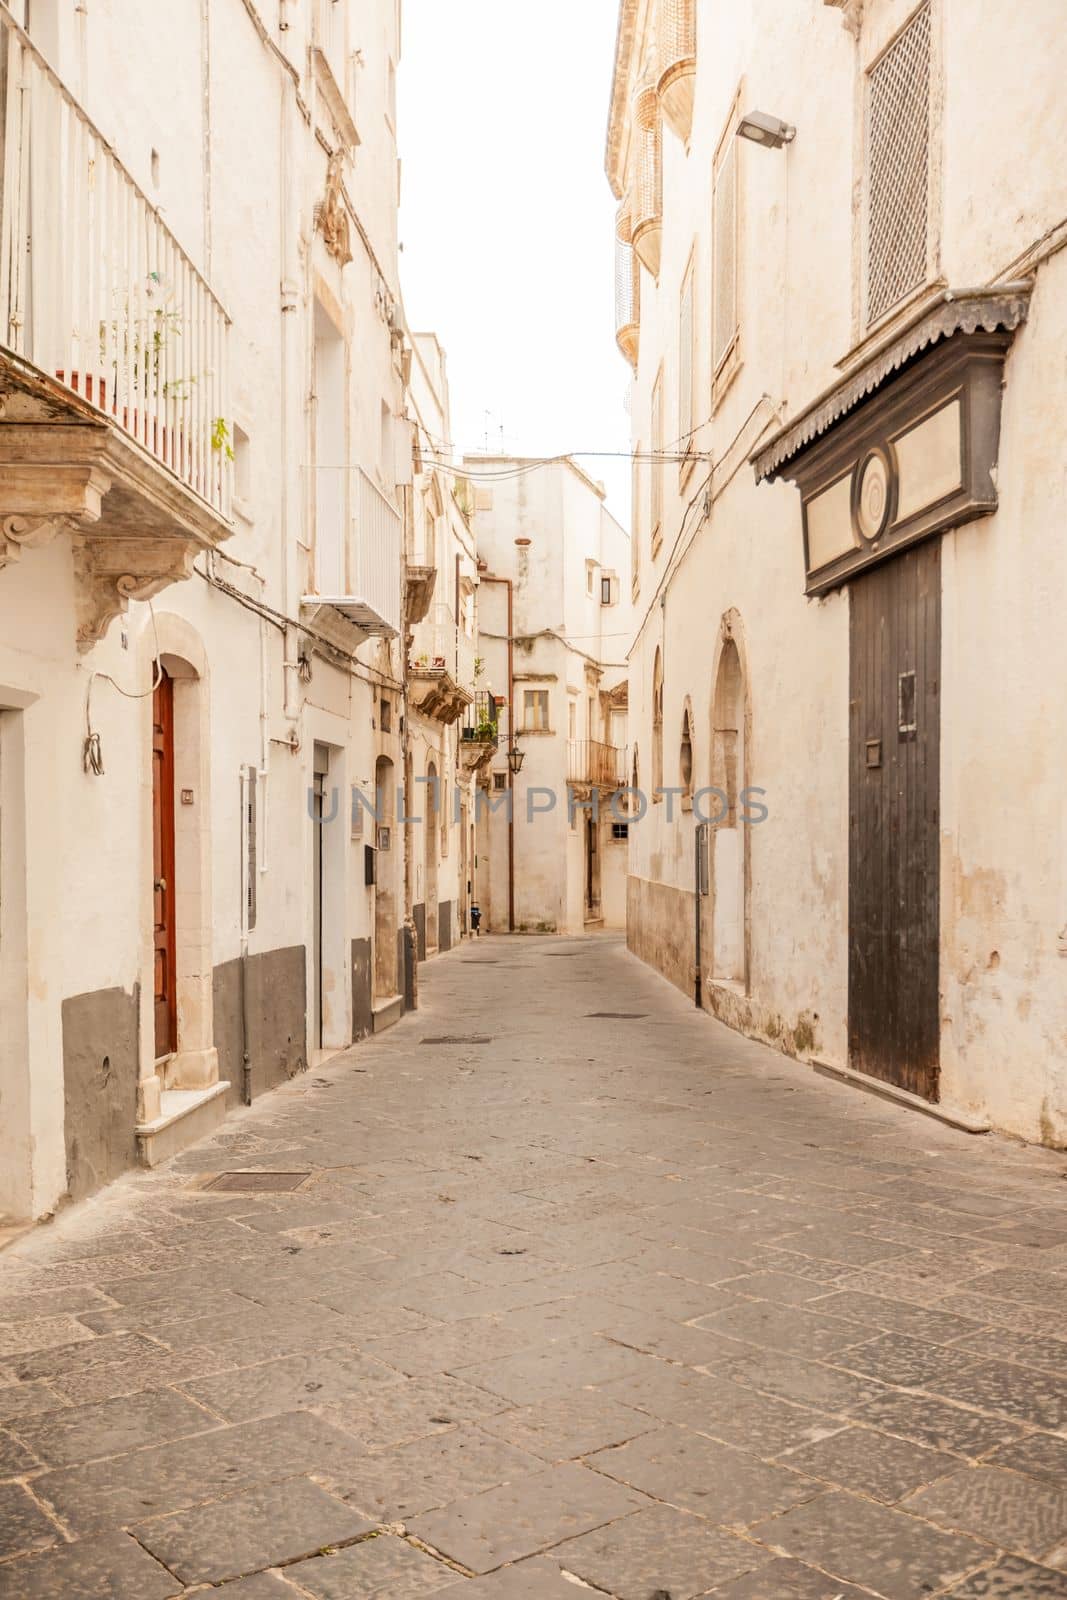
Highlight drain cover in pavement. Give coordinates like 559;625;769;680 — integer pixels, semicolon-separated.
421;1035;494;1045
205;1171;310;1192
586;1012;648;1019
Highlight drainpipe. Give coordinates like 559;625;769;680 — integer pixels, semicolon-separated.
479;571;515;932
694;820;707;1010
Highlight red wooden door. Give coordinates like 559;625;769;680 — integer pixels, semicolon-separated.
152;668;177;1058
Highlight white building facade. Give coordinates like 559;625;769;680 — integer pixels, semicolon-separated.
609;0;1067;1143
469;459;633;936
0;0;413;1221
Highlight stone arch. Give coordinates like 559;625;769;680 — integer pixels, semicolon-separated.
679;695;694;795
374;753;398;999
651;646;663;799
139;609;217;1104
709;609;751;988
425;757;439;953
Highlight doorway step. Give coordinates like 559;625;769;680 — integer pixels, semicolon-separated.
372;994;404;1034
136;1082;230;1168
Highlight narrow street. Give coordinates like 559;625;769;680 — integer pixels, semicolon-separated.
1;936;1066;1599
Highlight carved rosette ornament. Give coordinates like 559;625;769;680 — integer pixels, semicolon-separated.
317;151;353;268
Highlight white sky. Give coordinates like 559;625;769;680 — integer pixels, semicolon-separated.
397;0;631;526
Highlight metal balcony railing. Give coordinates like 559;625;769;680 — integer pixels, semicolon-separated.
0;9;230;514
311;466;402;636
463;690;499;745
658;0;697;142
568;739;624;790
632;81;663;279
411;601;477;691
614;206;640;369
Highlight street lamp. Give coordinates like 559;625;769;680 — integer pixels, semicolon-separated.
506;743;525;776
736;111;796;149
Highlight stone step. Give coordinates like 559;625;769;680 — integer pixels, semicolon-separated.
371;994;404;1034
136;1083;230;1168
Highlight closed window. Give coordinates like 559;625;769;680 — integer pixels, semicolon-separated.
523;689;550;731
712;126;739;375
866;2;933;324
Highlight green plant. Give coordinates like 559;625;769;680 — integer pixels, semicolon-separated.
211;417;235;460
473;656;485;678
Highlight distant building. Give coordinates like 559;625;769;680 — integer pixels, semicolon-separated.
405;334;482;962
607;0;1067;1143
468;458;633;935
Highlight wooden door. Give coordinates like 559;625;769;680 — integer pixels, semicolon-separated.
848;541;941;1099
152;668;177;1059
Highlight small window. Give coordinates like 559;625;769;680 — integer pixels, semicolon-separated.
585;561;596;596
568;700;577;740
492;770;507;791
612;822;630;842
601;575;613;606
233;423;251;507
523;689;549;732
379;696;392;733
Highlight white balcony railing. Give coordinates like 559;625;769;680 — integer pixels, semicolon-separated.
412;600;477;692
0;10;230;515
357;468;402;636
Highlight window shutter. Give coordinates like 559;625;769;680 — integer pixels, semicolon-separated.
712;138;738;371
650;375;663;542
866;2;932;323
678;262;694;450
245;766;257;932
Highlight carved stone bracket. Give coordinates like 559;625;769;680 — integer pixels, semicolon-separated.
1;514;73;572
73;538;198;651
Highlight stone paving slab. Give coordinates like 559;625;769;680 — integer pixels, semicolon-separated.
132;1475;374;1585
0;934;1064;1597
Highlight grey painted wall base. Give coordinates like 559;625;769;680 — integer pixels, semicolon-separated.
439;900;453;952
351;937;372;1042
61;985;140;1202
212;946;308;1106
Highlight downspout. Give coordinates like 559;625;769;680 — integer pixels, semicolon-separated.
694;821;706;1010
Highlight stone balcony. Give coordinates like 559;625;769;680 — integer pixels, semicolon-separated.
0;10;233;646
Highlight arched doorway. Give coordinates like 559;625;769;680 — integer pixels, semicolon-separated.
374;754;398;999
425;759;439;953
651;648;664;799
710;625;748;987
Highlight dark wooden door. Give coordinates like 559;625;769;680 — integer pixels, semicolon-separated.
152;667;177;1058
848;541;941;1100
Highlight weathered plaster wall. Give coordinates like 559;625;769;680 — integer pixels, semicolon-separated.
61;986;140;1202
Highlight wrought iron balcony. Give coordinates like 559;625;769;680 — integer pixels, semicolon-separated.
0;8;232;646
460;691;499;773
658;0;696;142
567;738;624;791
632;82;663;279
614;207;640;369
304;466;403;641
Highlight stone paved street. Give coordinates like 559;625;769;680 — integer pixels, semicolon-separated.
1;934;1067;1598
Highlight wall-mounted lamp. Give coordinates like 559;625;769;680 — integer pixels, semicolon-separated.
506;743;525;776
737;111;796;149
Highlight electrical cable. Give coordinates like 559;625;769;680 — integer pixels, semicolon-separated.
83;601;164;776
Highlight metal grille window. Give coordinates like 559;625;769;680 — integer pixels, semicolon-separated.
866;3;933;323
712;135;739;372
